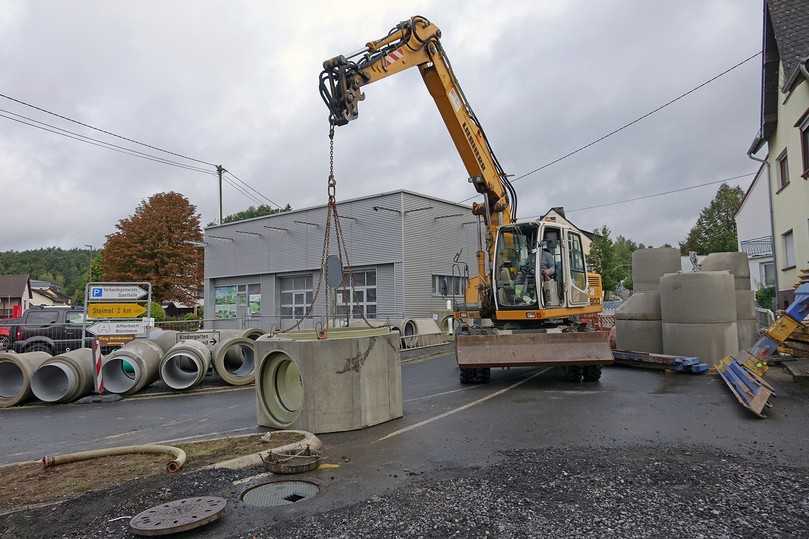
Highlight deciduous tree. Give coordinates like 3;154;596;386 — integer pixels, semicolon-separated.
102;192;202;304
680;184;744;255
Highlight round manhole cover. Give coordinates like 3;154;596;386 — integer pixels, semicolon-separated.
242;480;320;507
129;496;226;536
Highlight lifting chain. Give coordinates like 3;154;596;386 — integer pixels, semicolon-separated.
327;124;336;206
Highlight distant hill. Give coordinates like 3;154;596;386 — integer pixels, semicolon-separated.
0;248;94;303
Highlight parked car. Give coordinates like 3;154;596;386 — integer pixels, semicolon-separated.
8;306;94;355
0;323;12;351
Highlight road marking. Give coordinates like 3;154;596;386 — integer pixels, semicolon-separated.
103;431;135;440
404;386;476;403
126;386;252;401
376;367;551;442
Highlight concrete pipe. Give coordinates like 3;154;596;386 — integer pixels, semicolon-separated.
0;351;51;408
632;247;681;292
101;339;163;395
212;335;257;386
662;322;739;362
412;318;442;335
256;348;304;428
735;290;756;321
30;348;95;404
240;328;266;340
615;320;663;354
143;328;180;353
160;339;211;390
659;271;736;325
615;292;661;321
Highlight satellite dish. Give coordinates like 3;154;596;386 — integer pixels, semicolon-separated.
325;255;343;288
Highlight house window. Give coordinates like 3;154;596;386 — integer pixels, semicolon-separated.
760;262;775;287
801;123;809;178
783;230;795;269
279;275;313;319
432;275;469;297
336;270;377;319
777;150;789;190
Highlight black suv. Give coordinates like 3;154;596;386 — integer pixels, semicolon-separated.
9;307;94;355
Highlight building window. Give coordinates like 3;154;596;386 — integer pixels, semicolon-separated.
783;230;795;269
215;283;261;319
336;270;377;319
777;150;789;190
280;275;313;319
432;274;469;297
214;285;237;319
760;262;775;287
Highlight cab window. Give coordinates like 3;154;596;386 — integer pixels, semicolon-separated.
495;225;538;308
568;232;587;290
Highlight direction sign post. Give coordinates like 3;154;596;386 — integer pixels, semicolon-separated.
83;282;152;361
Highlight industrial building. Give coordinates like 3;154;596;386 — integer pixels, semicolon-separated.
203;190;485;329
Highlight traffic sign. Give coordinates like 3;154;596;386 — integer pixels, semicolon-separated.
87;303;147;319
87;321;148;336
177;331;220;347
97;334;136;347
89;285;148;301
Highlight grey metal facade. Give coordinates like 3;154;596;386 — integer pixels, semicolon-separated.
203;190;481;330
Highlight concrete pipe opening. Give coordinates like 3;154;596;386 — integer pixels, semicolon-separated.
101;355;140;394
31;362;76;403
259;351;304;428
0;362;23;399
224;344;255;377
161;352;203;390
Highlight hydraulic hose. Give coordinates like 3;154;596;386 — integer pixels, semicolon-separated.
41;444;186;474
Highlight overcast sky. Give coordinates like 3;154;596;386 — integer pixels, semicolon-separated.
0;0;762;251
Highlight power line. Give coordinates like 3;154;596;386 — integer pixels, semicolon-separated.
0;90;216;167
0;111;216;175
460;50;762;203
520;172;755;219
224;170;283;208
222;176;264;205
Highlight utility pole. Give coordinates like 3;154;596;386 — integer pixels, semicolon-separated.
216;165;224;224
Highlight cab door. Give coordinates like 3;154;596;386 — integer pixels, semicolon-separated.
565;228;590;306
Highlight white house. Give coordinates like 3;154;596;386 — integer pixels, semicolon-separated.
734;164;776;290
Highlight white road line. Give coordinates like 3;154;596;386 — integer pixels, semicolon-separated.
376;367;551;442
404;386;476;403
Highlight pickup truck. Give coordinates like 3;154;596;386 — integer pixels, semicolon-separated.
8;307;95;355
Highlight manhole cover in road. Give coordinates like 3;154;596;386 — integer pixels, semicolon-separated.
129;496;226;536
241;480;320;507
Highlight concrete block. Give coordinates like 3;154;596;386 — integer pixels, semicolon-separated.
255;328;403;433
737;319;759;351
615;319;662;354
701;252;751;277
659;271;736;324
615;292;661;320
632;248;681;291
735;290;756;321
662;322;738;363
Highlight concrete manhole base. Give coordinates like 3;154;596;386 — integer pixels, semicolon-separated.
241;480;320;507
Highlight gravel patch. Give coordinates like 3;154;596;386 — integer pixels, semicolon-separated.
248;446;809;538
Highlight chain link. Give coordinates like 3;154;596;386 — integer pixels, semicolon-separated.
328;124;336;205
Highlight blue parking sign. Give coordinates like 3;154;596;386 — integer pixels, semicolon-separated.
91;287;103;298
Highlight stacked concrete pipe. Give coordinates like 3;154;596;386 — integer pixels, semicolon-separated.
660;271;738;362
701;252;757;350
100;329;178;395
0;351;51;407
160;339;212;390
211;329;258;386
615;292;662;353
632;247;681;292
30;348;95;404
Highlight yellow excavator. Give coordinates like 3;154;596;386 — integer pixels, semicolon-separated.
320;15;611;383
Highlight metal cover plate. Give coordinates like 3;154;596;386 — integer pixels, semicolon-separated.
129;496;226;536
241;480;320;507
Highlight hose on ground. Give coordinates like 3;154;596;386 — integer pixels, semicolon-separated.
41;444;187;474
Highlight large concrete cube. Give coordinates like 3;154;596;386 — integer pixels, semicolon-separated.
632;248;681;292
701;252;752;290
659;271;736;324
255;328;403;434
662;322;739;363
615;292;662;353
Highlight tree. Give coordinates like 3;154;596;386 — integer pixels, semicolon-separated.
210;203;292;226
102;192;203;304
680;184;745;255
72;252;105;305
587;226;618;292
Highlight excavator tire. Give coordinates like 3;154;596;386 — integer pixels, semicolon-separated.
564;366;584;383
459;367;491;385
583;365;602;383
459;367;476;385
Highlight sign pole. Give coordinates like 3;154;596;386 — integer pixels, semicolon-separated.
93;339;104;394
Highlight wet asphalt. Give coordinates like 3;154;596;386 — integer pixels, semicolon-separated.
2;354;809;537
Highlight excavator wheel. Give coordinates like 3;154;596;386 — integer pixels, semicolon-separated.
583;365;602;383
459;367;491;385
564;366;584;383
459;367;476;385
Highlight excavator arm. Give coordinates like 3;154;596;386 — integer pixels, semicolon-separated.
320;16;517;295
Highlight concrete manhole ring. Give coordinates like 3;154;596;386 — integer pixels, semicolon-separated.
129;496;226;536
241;480;320;507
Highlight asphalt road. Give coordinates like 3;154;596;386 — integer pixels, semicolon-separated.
2;354;809;537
